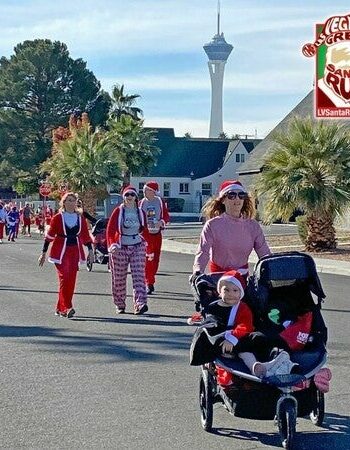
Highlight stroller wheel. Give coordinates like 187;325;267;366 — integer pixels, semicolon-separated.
277;398;296;450
199;368;214;432
310;389;325;426
86;260;93;272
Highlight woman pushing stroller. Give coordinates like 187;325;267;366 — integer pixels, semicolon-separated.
188;179;270;325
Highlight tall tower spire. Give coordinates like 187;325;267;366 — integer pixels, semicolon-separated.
204;1;233;138
217;0;220;35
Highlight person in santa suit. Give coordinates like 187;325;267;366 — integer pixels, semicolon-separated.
139;181;170;294
38;192;93;318
106;185;150;315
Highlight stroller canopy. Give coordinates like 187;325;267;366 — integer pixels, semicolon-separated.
246;252;326;317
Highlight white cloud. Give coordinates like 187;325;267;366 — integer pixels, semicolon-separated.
1;1;348;57
100;67;312;95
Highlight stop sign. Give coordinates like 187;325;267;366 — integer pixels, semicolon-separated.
39;183;52;197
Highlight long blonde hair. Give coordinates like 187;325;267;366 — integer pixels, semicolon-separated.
59;192;80;214
201;193;256;220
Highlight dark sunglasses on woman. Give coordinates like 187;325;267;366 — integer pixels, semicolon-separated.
226;191;247;200
124;192;136;197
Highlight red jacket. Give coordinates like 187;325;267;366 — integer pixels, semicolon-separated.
106;204;150;251
45;213;92;264
139;196;170;229
224;301;254;346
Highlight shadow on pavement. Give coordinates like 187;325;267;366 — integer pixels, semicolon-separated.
211;412;350;449
0;324;192;363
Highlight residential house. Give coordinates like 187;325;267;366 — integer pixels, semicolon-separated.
131;128;261;213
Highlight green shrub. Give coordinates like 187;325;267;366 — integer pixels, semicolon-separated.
166;197;185;212
295;215;307;244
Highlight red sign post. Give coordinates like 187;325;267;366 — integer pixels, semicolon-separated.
39;183;52;227
39;183;52;197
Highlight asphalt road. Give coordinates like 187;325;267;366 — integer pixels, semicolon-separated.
0;238;349;449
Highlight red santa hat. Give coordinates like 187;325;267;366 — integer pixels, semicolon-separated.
122;185;138;197
143;181;159;194
218;180;246;198
217;270;246;300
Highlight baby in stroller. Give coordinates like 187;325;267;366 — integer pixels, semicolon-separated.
87;218;109;271
190;270;299;377
189;252;331;448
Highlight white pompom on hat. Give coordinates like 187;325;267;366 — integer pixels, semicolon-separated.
217;269;246;300
218;180;247;198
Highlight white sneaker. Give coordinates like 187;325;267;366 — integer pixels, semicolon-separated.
265;351;291;377
266;352;299;377
0;239;2;244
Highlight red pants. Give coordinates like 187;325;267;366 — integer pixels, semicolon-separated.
145;232;162;285
55;245;79;313
0;223;4;239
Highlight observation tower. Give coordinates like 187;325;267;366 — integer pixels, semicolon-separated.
203;1;233;137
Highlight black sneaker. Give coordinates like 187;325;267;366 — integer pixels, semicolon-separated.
67;308;76;319
134;304;148;315
146;284;154;295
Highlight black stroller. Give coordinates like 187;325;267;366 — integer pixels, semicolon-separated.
190;252;328;450
86;218;109;272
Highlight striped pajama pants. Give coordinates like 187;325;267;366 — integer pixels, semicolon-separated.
110;242;147;311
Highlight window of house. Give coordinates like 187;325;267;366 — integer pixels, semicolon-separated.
201;182;212;196
241;154;245;163
138;182;145;196
163;182;170;197
236;153;240;162
179;182;189;194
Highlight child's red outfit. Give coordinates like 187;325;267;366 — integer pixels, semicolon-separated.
43;212;92;314
106;198;150;313
140;184;170;288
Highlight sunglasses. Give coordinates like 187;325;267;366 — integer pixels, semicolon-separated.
124;192;136;197
226;191;247;200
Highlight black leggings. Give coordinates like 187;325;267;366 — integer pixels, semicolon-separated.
235;332;289;362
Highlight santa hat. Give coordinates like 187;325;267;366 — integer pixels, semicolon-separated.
122;185;138;197
219;180;246;198
217;270;246;300
143;181;159;193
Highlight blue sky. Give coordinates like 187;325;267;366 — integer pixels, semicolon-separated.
1;0;349;137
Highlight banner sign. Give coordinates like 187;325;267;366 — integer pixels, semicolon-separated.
302;13;350;118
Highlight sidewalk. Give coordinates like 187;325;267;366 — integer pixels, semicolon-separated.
162;239;350;277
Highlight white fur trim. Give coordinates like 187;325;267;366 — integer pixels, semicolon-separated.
218;276;244;299
219;183;246;197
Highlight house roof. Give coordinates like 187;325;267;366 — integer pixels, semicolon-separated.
146;128;261;179
145;129;227;179
238;90;350;176
238;91;315;175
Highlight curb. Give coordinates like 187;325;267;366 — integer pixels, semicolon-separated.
162;239;350;277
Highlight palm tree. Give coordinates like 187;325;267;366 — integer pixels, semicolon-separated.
41;124;122;213
105;115;159;186
256;116;350;252
109;84;143;121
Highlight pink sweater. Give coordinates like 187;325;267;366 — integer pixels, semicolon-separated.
193;213;271;273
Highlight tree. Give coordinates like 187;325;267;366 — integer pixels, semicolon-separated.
105;115;159;186
41;118;122;214
0;39;110;192
109;84;143;121
218;132;229;139
184;132;192;138
256;116;350;251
